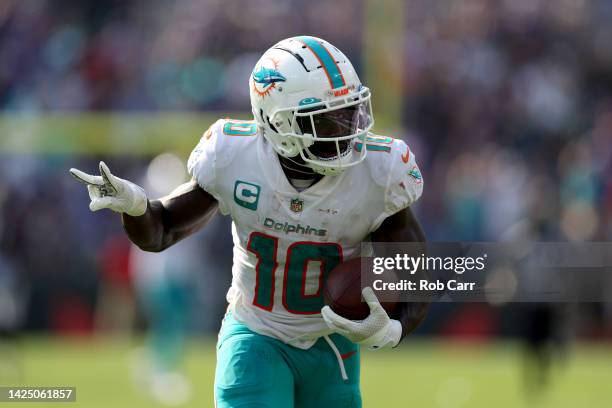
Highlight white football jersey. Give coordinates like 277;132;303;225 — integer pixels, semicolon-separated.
188;118;423;349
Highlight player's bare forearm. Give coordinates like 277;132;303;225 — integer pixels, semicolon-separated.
122;180;218;252
371;207;429;341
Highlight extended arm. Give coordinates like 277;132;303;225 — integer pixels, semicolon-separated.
70;161;218;253
122;180;218;252
371;207;429;341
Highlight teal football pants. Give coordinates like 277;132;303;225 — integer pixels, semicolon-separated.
214;313;362;408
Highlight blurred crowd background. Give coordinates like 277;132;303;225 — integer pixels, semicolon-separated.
1;0;611;360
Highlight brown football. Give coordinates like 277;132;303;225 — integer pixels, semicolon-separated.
323;257;398;320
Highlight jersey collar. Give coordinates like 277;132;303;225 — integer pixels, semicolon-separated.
257;136;347;213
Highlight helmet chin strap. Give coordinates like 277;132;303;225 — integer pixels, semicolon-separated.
279;156;318;177
278;154;325;191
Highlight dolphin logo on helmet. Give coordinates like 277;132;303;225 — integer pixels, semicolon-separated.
252;58;286;98
253;66;286;88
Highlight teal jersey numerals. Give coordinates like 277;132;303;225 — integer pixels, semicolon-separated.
247;233;343;314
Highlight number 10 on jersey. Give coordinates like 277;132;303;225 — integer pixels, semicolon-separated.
247;232;343;314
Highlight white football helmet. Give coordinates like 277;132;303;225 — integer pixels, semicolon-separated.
249;36;374;175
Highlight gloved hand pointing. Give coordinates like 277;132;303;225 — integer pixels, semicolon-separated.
70;161;148;217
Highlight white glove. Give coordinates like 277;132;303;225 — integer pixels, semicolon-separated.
70;161;148;217
321;287;402;350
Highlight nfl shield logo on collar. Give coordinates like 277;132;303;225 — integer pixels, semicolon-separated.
290;198;304;213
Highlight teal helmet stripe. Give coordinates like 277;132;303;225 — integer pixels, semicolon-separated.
297;36;346;89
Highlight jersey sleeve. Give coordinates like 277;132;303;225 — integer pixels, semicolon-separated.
370;138;424;232
187;119;231;215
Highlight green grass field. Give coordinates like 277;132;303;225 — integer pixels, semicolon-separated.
1;338;611;407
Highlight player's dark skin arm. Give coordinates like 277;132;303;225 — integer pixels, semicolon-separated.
122;180;218;252
371;207;429;342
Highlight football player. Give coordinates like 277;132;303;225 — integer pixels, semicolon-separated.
71;36;428;407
